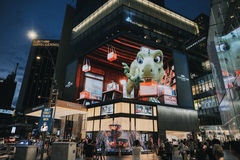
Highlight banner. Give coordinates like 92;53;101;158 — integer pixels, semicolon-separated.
173;50;194;109
38;108;53;132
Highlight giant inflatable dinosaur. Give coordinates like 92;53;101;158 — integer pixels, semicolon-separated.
122;48;164;97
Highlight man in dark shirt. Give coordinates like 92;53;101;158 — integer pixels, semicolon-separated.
84;139;94;160
206;139;221;160
165;139;173;160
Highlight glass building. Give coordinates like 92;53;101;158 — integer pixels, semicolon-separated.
207;0;240;140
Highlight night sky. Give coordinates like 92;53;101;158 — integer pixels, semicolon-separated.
0;0;210;108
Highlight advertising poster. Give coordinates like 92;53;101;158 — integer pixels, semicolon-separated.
101;104;113;115
38;108;53;132
135;104;152;116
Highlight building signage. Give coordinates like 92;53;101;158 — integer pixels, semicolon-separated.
185;36;206;50
177;74;189;82
32;40;59;47
38;108;53;132
32;104;45;111
0;109;13;115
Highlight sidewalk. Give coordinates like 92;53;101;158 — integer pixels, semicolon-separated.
36;150;238;160
75;150;238;160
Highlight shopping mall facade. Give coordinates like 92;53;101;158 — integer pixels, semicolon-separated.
22;0;240;150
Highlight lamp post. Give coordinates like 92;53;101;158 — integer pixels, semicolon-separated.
28;31;58;160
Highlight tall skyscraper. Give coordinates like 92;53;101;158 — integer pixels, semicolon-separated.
17;40;59;111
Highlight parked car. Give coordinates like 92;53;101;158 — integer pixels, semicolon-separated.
4;137;16;144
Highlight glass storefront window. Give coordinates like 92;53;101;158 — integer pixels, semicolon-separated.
115;102;130;114
101;118;113;131
136;119;153;131
86;120;93;132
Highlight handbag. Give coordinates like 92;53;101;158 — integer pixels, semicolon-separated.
82;58;91;72
79;90;90;99
107;45;117;61
107;80;119;91
139;81;158;96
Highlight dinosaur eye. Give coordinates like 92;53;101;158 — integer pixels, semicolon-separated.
154;55;162;63
137;57;143;64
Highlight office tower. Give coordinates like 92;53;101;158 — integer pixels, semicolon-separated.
17;40;59;111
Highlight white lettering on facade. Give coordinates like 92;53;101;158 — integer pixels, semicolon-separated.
66;103;82;108
177;75;189;82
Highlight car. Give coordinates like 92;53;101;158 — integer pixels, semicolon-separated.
8;137;16;143
4;137;16;144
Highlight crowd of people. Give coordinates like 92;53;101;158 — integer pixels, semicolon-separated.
47;137;240;160
18;135;240;160
76;138;106;160
157;138;240;160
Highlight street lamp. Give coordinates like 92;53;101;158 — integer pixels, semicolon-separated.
28;31;58;160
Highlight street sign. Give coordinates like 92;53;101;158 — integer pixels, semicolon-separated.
38;108;53;132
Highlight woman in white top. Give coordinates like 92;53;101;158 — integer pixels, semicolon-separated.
132;140;142;160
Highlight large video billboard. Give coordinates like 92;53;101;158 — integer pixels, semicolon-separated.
122;47;193;109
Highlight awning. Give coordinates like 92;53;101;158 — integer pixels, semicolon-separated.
25;99;87;119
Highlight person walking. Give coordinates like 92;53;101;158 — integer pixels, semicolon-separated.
179;140;189;160
84;139;95;160
165;139;173;160
158;140;165;157
195;142;208;160
100;141;106;160
78;139;84;158
207;138;221;160
189;139;195;159
230;141;240;160
132;140;142;160
212;144;224;160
